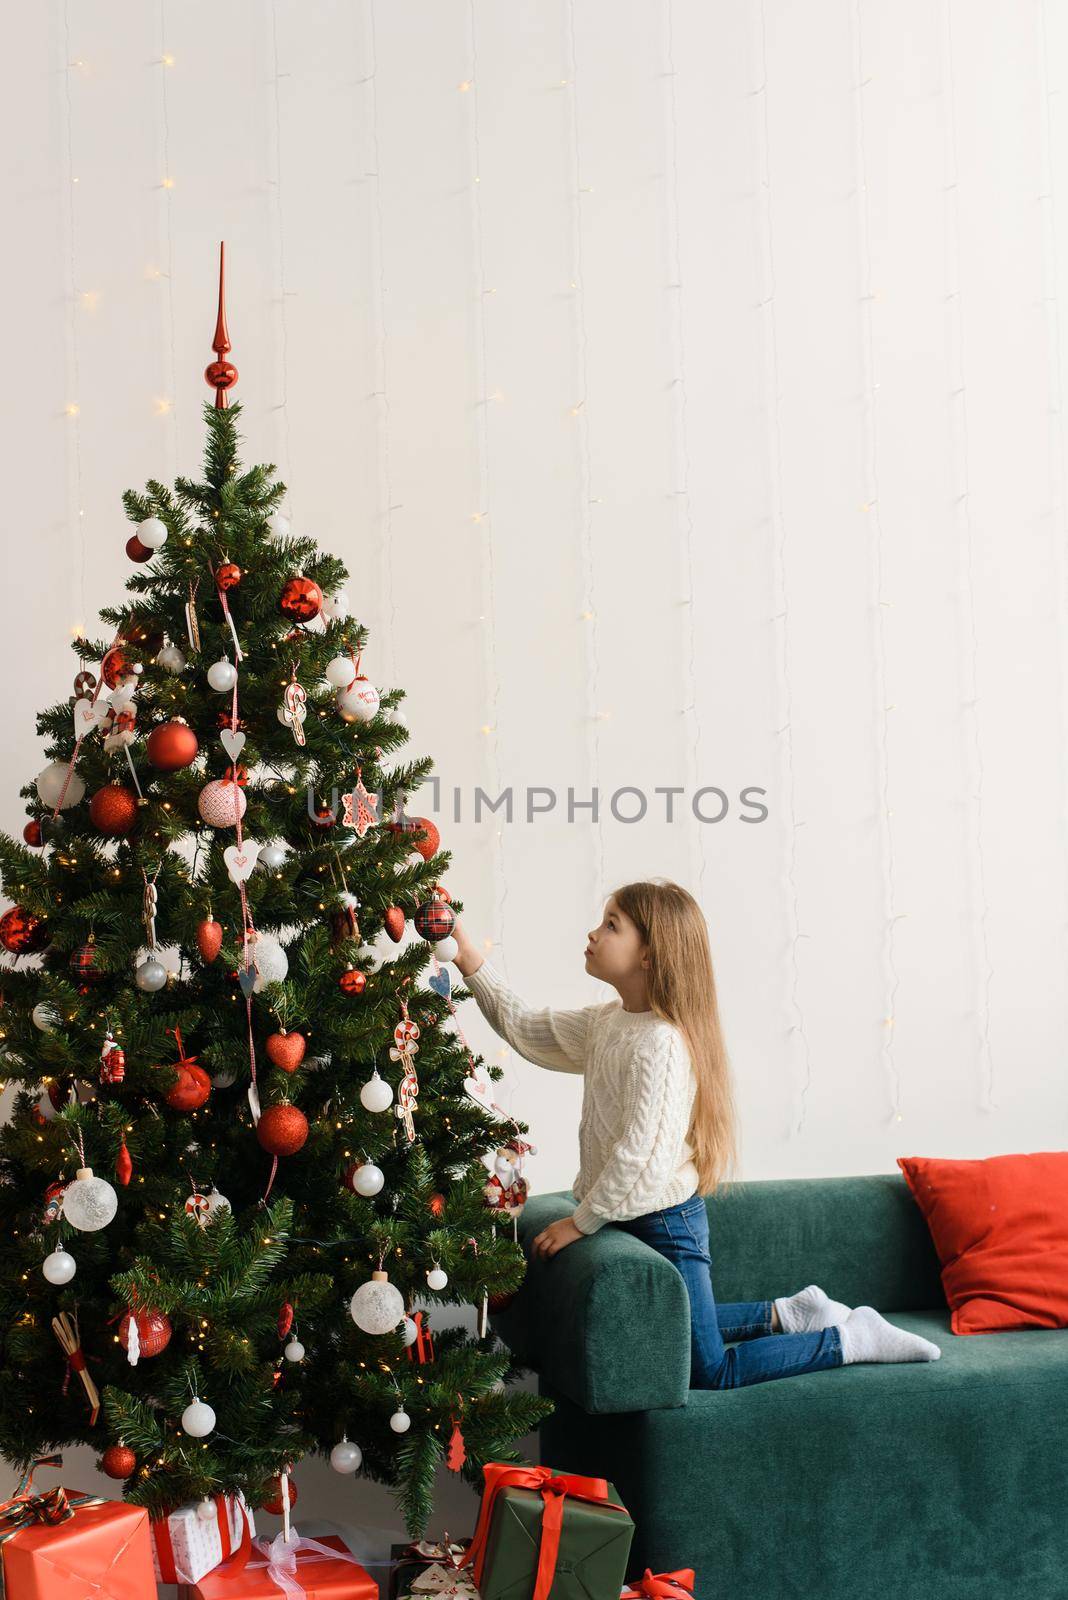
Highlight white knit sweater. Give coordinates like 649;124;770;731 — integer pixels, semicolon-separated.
464;959;699;1235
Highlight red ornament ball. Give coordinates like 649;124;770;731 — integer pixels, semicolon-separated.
261;1476;298;1517
256;1103;309;1157
279;577;323;622
22;820;43;848
70;942;106;985
89;783;139;837
413;900;456;942
125;535;152;564
387;816;440;861
216;562;242;592
338;967;366;998
147;720;199;772
0;907;49;956
102;649;137;690
163;1061;212;1112
118;1307;172;1360
428;1192;446;1217
311;804;336;830
101;1444;137;1480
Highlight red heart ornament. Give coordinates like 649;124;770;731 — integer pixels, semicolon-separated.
265;1031;306;1073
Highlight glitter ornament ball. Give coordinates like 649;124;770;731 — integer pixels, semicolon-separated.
402;1317;419;1346
36;761;84;810
325;656;355;688
198;779;247;829
330;1439;363;1475
137;516;168;549
101;1445;137;1480
249;932;288;992
284;1338;305;1363
279;576;323;622
89;784;140;837
414;900;456;942
147;720;199;771
338;967;367;998
216;562;242;591
256;1103;309;1157
118;1307;172;1359
335;678;380;723
0;907;49;955
359;1070;393;1113
135;956;167;992
207;658;238;693
203;1187;231;1219
42;1248;76;1285
426;1265;449;1291
389;1406;412;1434
181;1398;216;1438
387;815;440;860
62;1167;118;1232
164;1061;211;1112
349;1270;405;1335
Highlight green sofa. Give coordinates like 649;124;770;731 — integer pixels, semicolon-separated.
490;1174;1068;1600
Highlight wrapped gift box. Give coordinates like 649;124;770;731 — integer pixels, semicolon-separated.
0;1470;155;1600
462;1464;634;1600
388;1539;474;1600
152;1491;255;1585
621;1571;695;1599
186;1532;378;1599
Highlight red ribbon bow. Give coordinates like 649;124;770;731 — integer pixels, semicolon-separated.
458;1464;629;1600
622;1570;696;1599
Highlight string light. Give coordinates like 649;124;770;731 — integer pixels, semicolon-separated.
753;0;813;1139
852;0;905;1129
941;0;996;1113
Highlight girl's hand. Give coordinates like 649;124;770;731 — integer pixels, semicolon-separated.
451;916;484;978
531;1216;585;1259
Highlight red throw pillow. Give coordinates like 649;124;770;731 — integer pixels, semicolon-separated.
897;1152;1068;1334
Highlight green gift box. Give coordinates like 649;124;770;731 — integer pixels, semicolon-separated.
475;1467;634;1600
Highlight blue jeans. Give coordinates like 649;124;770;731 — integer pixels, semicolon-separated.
613;1193;843;1389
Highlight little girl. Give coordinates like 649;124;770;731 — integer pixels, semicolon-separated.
453;879;941;1390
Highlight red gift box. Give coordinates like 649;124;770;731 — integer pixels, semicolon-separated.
187;1532;378;1599
0;1455;155;1600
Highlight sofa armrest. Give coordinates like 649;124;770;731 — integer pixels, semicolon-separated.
489;1191;691;1414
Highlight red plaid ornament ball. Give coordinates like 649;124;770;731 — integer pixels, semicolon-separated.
413;900;455;942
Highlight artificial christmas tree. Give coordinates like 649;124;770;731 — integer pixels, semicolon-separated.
0;244;550;1540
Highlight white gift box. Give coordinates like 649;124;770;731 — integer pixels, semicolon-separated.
151;1491;256;1585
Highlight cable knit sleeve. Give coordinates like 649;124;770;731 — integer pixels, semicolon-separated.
462;959;593;1074
571;1025;695;1234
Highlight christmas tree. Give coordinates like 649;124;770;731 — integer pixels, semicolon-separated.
0;246;550;1535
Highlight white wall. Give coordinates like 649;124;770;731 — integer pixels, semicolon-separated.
3;0;1067;1535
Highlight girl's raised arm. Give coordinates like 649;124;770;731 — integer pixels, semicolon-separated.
462;958;593;1074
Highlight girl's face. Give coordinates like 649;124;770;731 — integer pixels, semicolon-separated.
584;896;649;986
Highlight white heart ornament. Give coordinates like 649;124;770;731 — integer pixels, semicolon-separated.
220;728;246;761
73;698;109;733
224;842;260;883
463;1067;496;1111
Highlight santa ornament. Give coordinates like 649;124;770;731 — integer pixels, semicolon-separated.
484;1138;536;1237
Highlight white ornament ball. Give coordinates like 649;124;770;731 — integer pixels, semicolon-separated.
36;761;84;810
336;680;380;724
322;591;351;621
158;640;187;674
267;511;291;539
135;956;168;993
198;779;247;829
349;1272;405;1335
196;1498;218;1523
204;1187;231;1218
426;1265;449;1292
284;1338;305;1363
249;933;288;992
402;1317;419;1347
32;1003;59;1033
359;1071;393;1114
330;1438;363;1475
211;1067;237;1089
137;516;168;549
325;656;356;689
207;658;238;693
257;843;287;872
42;1248;76;1285
62;1167;118;1232
356;942;384;974
433;937;459;963
352;1162;384;1197
389;1406;411;1434
181;1398;216;1438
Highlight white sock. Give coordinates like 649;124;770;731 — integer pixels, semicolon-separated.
839;1305;942;1365
773;1283;852;1333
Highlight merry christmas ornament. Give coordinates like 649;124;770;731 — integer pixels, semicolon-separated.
335;677;380;723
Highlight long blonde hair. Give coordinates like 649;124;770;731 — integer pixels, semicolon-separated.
612;879;739;1197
